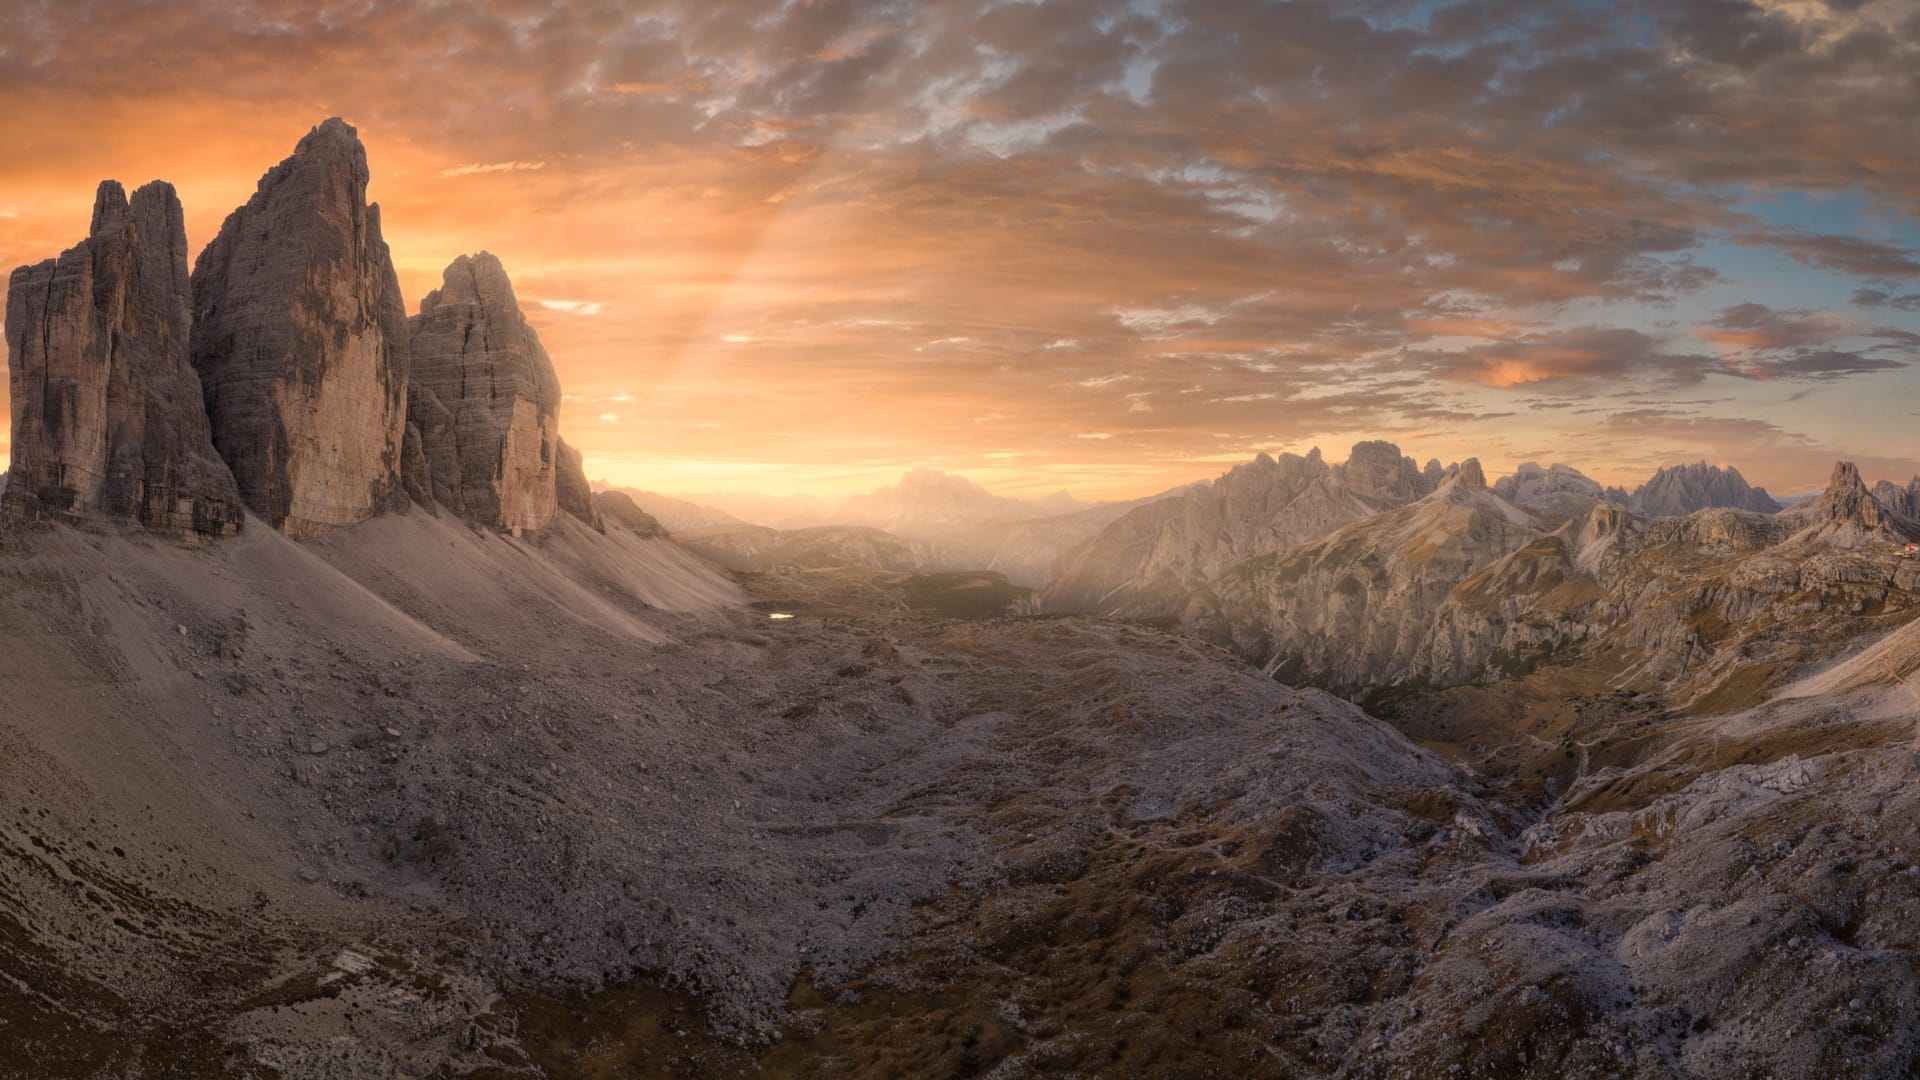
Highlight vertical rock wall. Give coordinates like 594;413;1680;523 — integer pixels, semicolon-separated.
4;180;242;538
407;254;562;532
190;117;409;535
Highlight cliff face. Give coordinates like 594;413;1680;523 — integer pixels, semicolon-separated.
406;253;562;532
190;117;410;535
4;180;243;538
1629;462;1777;517
1494;462;1627;516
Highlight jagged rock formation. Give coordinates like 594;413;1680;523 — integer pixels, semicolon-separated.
1629;462;1777;516
595;490;667;537
1200;461;1544;689
555;438;601;529
1339;439;1432;508
189;117;410;535
406;253;562;532
1494;462;1627;516
1780;461;1920;549
1041;447;1381;617
1871;476;1920;520
4;181;243;538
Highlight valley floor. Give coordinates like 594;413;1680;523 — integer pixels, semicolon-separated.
4;514;1920;1078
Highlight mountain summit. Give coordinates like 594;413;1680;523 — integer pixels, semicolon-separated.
189;117;411;535
1628;461;1778;517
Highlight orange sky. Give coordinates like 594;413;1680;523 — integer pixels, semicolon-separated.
3;0;1920;502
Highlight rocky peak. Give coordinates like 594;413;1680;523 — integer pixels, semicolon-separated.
5;179;243;538
1342;440;1427;508
1871;478;1920;519
190;117;410;536
1629;462;1777;517
1456;458;1487;492
1783;459;1918;549
406;252;563;532
1493;461;1623;514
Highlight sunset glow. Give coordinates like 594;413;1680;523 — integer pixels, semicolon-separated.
4;0;1919;499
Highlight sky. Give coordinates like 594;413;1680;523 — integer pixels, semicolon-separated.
2;0;1919;502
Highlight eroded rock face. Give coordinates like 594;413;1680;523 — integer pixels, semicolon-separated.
555;439;602;529
190;117;409;535
1340;440;1431;508
1781;460;1918;549
4;181;242;538
1629;462;1777;517
407;253;561;532
1494;462;1628;516
1872;477;1920;520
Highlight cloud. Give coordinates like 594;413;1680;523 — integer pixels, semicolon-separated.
1749;229;1920;279
2;0;1919;498
440;160;547;178
1420;328;1722;388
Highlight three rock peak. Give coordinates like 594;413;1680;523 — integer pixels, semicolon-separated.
4;118;600;540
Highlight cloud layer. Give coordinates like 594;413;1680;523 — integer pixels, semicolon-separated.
2;0;1918;497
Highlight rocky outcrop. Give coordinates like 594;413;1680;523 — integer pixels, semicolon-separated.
1199;468;1544;690
1494;462;1627;516
406;253;562;532
1781;461;1920;549
4;181;242;538
555;439;601;529
189;117;410;535
1872;477;1920;520
1041;448;1370;617
1628;462;1777;517
1340;440;1432;508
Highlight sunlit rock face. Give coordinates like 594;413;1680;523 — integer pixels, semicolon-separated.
189;117;410;535
4;180;242;538
406;253;562;532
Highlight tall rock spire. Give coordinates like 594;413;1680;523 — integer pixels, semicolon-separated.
407;253;563;532
4;180;243;538
189;117;409;535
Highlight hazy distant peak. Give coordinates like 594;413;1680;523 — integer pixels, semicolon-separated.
1629;462;1778;517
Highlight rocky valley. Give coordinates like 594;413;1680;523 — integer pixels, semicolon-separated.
6;118;1920;1080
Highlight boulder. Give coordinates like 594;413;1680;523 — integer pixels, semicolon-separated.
189;117;409;535
4;180;242;538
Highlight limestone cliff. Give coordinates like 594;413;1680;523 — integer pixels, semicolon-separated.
1628;462;1777;516
407;253;562;532
190;117;409;535
4;180;242;538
